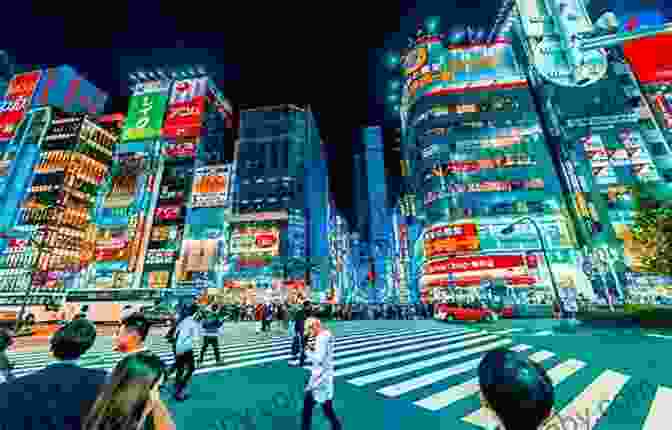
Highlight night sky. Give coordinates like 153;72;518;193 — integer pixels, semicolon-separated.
5;0;669;224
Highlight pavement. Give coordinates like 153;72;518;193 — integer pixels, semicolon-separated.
4;319;671;430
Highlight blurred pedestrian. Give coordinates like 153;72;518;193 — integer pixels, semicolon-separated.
289;301;309;367
262;298;274;333
173;304;199;401
478;348;554;430
301;317;341;430
0;328;14;383
0;319;106;430
113;313;150;356
199;305;224;366
83;352;176;430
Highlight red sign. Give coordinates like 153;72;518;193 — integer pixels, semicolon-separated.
624;34;672;84
165;141;197;158
424;224;479;257
162;96;206;138
256;234;277;248
0;71;42;140
425;255;524;274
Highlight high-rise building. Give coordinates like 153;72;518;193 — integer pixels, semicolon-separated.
0;51;15;99
227;105;329;303
397;26;580;304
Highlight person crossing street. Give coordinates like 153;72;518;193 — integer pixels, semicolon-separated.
173;304;200;401
199;304;224;366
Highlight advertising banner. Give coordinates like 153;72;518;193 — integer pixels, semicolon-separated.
163;137;198;159
121;81;170;142
0;70;42;139
423;255;526;274
182;239;218;272
104;154;145;209
423;223;479;258
191;164;231;208
230;224;280;256
162;78;208;138
95;227;130;262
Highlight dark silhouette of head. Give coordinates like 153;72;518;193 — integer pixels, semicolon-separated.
83;352;166;430
49;318;97;360
478;348;554;430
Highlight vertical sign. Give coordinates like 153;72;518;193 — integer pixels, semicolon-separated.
191;164;231;207
0;71;42;140
162;77;208;138
121;80;171;142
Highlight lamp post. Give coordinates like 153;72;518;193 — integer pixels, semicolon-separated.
0;226;51;333
500;216;564;317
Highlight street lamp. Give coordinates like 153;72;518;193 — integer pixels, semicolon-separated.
0;226;51;333
500;216;564;317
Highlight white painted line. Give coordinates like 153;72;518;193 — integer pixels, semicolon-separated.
533;330;553;336
374;341;517;395
413;346;553;410
542;370;629;430
642;386;672;430
646;334;672;339
194;354;294;374
335;328;467;351
462;359;588;428
510;344;532;352
491;328;524;335
334;333;501;378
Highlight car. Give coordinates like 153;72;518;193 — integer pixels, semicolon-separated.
435;303;497;322
140;305;174;326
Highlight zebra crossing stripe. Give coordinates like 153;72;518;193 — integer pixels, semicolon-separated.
353;339;513;388
541;370;629;430
491;328;523;335
194;354;295;374
533;330;553;336
378;344;533;397
334;329;473;356
642;386;672;430
462;358;587;428
645;334;672;339
414;347;554;410
334;333;500;378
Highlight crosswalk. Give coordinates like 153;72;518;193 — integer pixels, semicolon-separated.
4;324;669;429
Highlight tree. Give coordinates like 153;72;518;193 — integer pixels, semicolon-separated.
631;206;672;275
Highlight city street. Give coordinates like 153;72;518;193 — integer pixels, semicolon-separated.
5;319;671;429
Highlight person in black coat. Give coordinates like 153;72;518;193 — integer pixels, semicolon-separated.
0;318;108;430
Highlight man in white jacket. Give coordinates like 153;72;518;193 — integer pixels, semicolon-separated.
173;304;200;401
301;317;342;430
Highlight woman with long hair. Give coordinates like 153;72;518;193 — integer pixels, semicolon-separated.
83;352;175;430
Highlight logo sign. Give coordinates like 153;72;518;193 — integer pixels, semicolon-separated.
121;81;170;142
162;97;206;138
0;70;42;140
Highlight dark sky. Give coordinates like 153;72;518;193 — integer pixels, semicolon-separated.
6;0;670;224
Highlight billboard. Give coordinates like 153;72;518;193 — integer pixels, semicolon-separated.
0;70;42;139
180;239;218;272
162;78;208;138
423;223;479;258
121;81;171;142
163;137;198;159
230;223;280;256
95;227;131;262
191;164;231;208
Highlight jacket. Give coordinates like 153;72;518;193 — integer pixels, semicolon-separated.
175;316;200;355
0;362;108;430
201;315;224;337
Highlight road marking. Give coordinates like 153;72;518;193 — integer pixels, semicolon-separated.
335;328;469;351
334;333;499;377
510;344;532;352
642;386;672;430
354;339;512;387
414;347;554;411
541;370;629;430
533;330;553;336
646;334;672;339
194;354;294;374
491;328;523;335
462;359;587;428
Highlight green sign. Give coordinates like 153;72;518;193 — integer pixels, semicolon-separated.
122;81;171;142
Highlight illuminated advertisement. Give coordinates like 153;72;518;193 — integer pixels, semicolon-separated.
422;255;534;287
423;223;479;258
162;78;208;138
424;179;544;205
181;239;218;272
0;71;42;139
618;129;659;182
622;11;672;84
230;224;280;256
145;242;179;267
191;164;231;208
155;205;183;221
402;43;522;105
104;154;145;209
164;137;198;159
0;151;16;176
121;81;171;142
287;211;306;258
402;46;428;76
95;227;130;262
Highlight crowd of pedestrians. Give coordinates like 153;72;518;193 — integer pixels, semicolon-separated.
0;298;560;430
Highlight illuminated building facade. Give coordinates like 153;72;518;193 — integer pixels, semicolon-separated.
226;105;328;304
394;23;580;304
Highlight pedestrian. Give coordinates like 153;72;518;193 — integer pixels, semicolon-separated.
173;303;199;401
289;301;309;366
301;317;342;430
199;305;224;366
262;298;274;333
552;301;560;319
113;313;151;356
0;319;107;430
0;328;14;384
82;352;176;430
478;348;554;430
